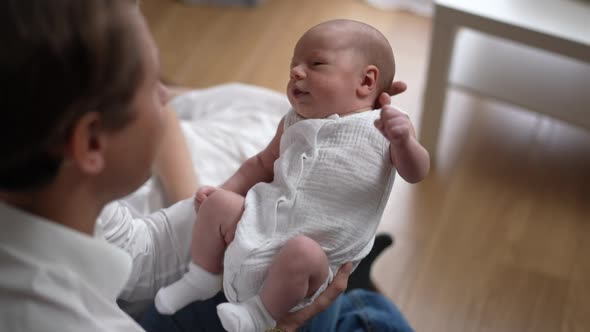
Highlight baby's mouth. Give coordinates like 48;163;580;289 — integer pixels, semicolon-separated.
292;88;310;98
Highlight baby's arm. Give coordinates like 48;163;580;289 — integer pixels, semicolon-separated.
220;118;285;196
375;94;430;183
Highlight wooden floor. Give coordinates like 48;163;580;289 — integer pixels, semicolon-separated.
142;1;590;331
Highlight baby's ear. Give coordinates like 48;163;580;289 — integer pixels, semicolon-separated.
357;65;379;98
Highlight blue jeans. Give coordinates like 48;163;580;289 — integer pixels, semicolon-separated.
139;290;413;332
300;289;414;332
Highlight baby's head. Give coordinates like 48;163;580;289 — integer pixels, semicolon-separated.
287;19;395;119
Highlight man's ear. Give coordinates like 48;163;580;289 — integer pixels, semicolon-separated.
65;112;106;175
357;65;379;98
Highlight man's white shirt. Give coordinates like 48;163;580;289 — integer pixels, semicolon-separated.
0;198;195;331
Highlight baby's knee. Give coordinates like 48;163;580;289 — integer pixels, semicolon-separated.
198;189;244;227
200;189;244;215
282;236;328;272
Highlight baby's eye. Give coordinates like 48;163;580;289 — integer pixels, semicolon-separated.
312;61;325;66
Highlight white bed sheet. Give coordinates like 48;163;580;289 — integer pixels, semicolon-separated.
120;83;290;216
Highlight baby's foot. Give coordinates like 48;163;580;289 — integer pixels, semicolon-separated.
217;296;275;332
154;262;222;315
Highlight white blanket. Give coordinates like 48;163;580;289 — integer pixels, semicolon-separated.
120;83;290;217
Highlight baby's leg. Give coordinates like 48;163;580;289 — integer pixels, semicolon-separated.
217;235;329;331
191;189;244;273
155;189;244;314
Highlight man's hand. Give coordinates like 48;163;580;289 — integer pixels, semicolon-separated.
194;186;219;210
274;263;353;332
389;80;407;95
376;81;407;108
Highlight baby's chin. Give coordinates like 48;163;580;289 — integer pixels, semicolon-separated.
293;106;320;119
290;98;345;119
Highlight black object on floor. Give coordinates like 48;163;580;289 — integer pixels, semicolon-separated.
345;233;394;293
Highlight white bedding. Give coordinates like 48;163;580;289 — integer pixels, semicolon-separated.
120;83;290;217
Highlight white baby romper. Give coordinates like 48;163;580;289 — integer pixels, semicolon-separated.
223;108;396;307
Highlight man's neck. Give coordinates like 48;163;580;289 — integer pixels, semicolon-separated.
0;183;103;235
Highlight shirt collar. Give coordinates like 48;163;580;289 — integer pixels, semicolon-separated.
0;201;132;301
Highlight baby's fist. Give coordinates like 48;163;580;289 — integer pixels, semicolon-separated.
375;106;412;144
194;186;218;210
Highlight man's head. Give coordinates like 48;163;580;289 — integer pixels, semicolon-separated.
286;19;395;119
0;0;166;201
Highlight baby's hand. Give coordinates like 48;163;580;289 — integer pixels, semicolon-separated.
194;186;219;210
374;104;413;146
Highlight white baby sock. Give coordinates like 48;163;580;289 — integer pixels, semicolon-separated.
154;262;222;314
217;295;276;332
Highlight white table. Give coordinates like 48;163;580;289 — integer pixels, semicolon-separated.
419;0;590;160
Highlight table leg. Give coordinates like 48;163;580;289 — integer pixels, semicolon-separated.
419;15;457;162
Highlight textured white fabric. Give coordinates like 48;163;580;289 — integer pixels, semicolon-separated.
0;202;143;332
121;83;289;216
96;198;196;303
154;262;222;314
217;295;276;332
223;109;396;305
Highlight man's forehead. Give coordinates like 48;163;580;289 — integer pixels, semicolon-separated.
135;13;160;71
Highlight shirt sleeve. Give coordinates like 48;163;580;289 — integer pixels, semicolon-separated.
96;198;195;302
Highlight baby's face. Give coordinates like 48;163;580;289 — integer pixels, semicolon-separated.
287;25;365;119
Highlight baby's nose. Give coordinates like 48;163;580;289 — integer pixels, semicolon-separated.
290;65;305;80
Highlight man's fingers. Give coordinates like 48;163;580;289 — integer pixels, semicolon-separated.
306;263;351;313
332;262;353;290
302;262;352;311
389;81;407;96
377;81;407;108
322;262;353;302
275;262;353;331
